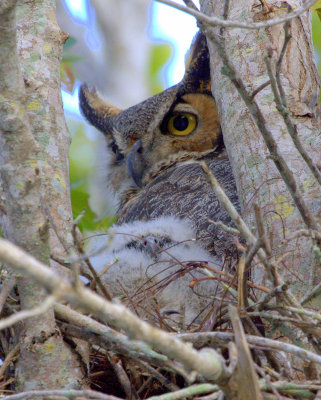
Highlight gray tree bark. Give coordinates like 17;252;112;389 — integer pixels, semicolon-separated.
0;0;85;390
201;0;321;304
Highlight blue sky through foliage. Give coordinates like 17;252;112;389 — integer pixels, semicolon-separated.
61;0;200;114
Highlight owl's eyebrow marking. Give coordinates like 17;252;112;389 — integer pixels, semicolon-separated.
172;103;198;114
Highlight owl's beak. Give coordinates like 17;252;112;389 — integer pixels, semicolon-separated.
127;139;146;188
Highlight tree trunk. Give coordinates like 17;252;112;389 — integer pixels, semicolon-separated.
0;0;85;390
201;0;321;303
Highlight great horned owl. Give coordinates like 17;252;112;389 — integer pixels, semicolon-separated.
79;32;241;330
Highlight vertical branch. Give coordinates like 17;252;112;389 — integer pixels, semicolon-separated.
203;27;318;232
201;0;321;300
0;0;85;390
267;23;321;188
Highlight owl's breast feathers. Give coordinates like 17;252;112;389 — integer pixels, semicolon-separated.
118;149;240;258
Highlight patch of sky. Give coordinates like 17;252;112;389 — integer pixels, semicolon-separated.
61;0;200;115
62;86;81;118
63;0;88;23
150;0;199;86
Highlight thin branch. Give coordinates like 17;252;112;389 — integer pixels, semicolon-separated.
254;283;289;310
269;304;321;323
178;331;321;365
207;218;240;235
0;275;16;314
107;353;139;400
146;383;219;400
203;28;319;232
182;0;198;11
155;0;317;30
41;199;83;289
1;389;122;400
219;0;230;36
300;281;321;305
247;311;319;328
0;343;19;381
281;229;321;246
250;80;271;100
134;359;180;392
275;20;291;106
255;364;282;400
245;238;263;270
72;219;112;301
0;238;230;384
55;303;167;364
229;306;263;399
50;254;92;281
265;44;321;188
200;162;257;246
200;161;320;338
254;204;272;256
0;294;57;330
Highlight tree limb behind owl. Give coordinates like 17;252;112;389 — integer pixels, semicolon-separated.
79;32;241;331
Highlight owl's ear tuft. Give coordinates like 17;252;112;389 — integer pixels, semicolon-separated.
183;32;211;93
79;84;122;135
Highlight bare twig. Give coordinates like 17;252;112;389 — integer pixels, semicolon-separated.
275;21;291;106
229;306;264;399
237;256;248;308
0;343;19;381
134;359;180;392
0;275;16;315
155;0;318;30
265;42;321;188
266;304;321;323
55;303;167;364
50;254;92;281
1;389;122;400
207;219;240;235
254;283;289;310
281;229;321;246
201;162;257;246
300;281;321;305
178;331;321;365
146;383;219;400
254;204;272;256
250;80;271;100
182;0;198;11
200;161;321;341
245;238;263;270
203;29;318;232
0;238;230;384
0;294;57;331
41;200;82;289
255;364;282;400
247;311;319;329
107;354;139;400
72;219;112;301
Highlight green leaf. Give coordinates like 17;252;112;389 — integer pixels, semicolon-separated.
70;189;115;232
62;54;83;64
314;8;321;21
147;43;172;95
68;121;115;233
63;36;77;51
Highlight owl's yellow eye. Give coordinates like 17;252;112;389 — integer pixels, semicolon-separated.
167;113;197;136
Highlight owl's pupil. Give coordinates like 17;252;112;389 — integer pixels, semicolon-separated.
173;115;189;131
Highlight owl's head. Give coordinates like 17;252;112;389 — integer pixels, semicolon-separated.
79;32;221;194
